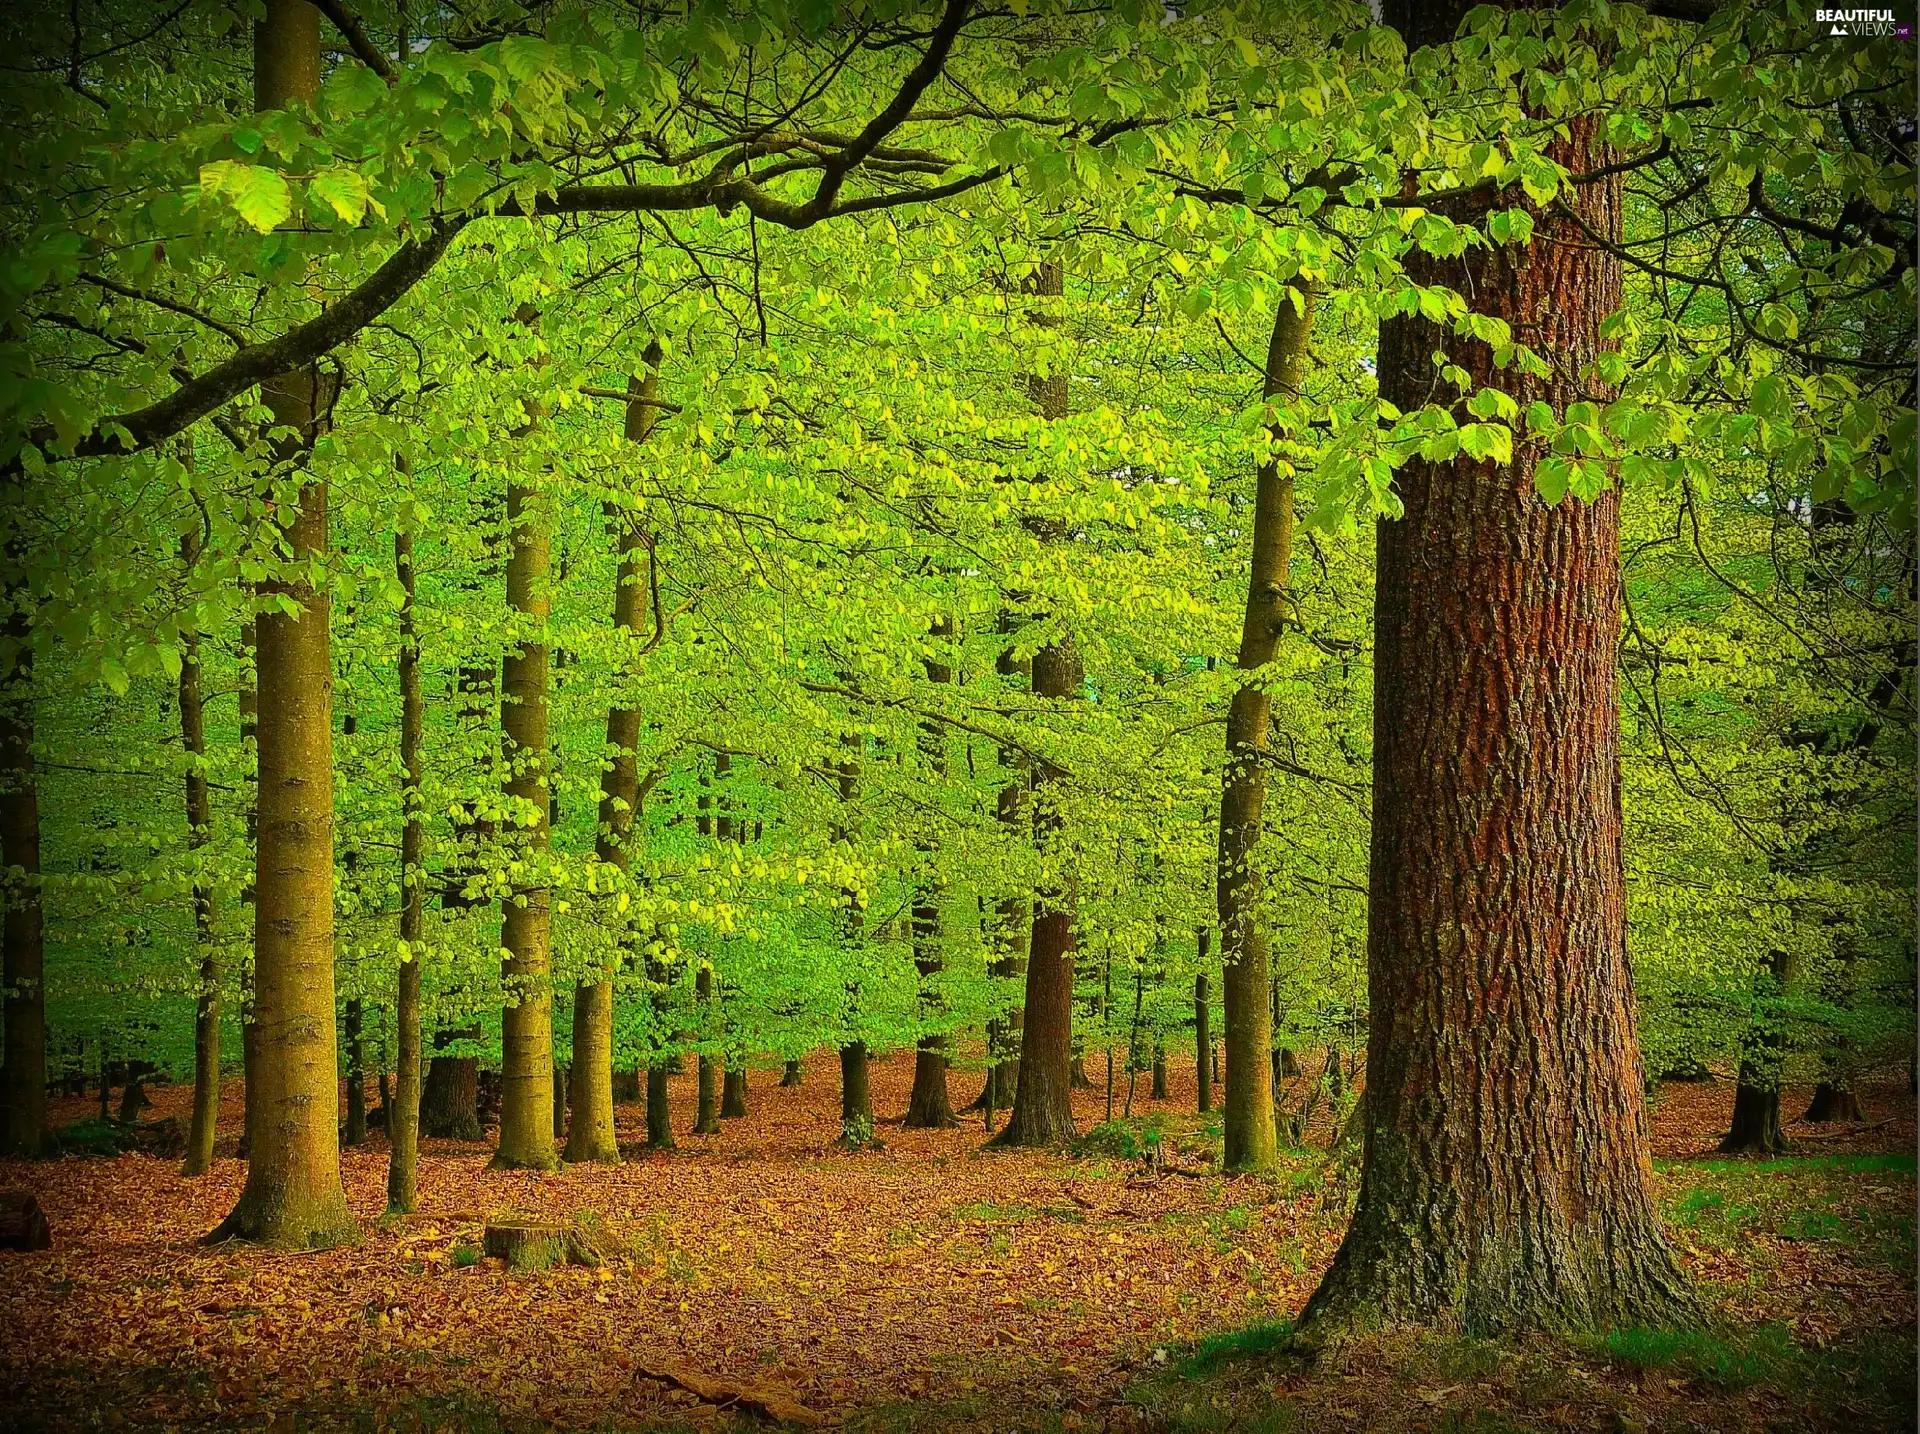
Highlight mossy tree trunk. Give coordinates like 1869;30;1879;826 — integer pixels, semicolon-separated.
492;361;559;1171
1300;15;1691;1332
1215;286;1315;1174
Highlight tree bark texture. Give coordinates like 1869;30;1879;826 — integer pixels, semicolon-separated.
1215;288;1314;1173
1299;30;1690;1332
721;1065;749;1119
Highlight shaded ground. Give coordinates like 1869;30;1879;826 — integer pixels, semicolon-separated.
1;1052;1912;1433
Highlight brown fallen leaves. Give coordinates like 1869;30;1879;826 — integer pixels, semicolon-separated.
0;1052;1911;1433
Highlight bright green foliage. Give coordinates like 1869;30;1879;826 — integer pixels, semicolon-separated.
0;3;1910;1112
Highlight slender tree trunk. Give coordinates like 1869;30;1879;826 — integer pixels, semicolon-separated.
387;531;424;1212
644;953;677;1150
905;619;956;1128
1300;20;1690;1329
1195;932;1213;1115
833;752;872;1143
212;3;354;1241
972;624;1031;1113
692;965;720;1134
1215;287;1315;1173
179;534;221;1175
567;349;663;1163
991;637;1081;1147
492;379;558;1169
342;999;367;1146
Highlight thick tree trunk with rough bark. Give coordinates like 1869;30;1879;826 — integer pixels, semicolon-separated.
422;1037;481;1140
1215;289;1315;1173
991;637;1081;1148
178;538;220;1176
1302;8;1691;1334
387;530;424;1212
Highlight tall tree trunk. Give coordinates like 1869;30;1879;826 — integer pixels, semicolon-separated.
568;348;662;1163
492;361;558;1170
179;531;221;1176
236;619;258;1162
387;528;424;1213
905;619;956;1128
1215;287;1315;1173
1;615;43;1159
1300;12;1690;1330
1195;933;1212;1115
212;1;354;1244
780;1059;803;1087
644;953;677;1150
833;752;872;1142
991;637;1081;1147
991;260;1078;1149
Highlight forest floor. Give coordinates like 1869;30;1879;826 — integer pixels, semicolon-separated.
1;1051;1913;1434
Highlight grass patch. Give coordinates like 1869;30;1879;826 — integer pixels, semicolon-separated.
1659;1150;1916;1268
448;1242;480;1269
948;1201;1039;1224
1581;1324;1795;1390
1175;1319;1296;1377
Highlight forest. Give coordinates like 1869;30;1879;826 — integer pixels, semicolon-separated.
0;0;1914;1430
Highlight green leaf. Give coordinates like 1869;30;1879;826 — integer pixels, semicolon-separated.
321;62;388;120
198;161;292;234
311;168;371;225
1534;456;1572;505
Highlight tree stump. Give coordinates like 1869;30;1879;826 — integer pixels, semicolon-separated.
483;1215;627;1272
0;1192;51;1251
